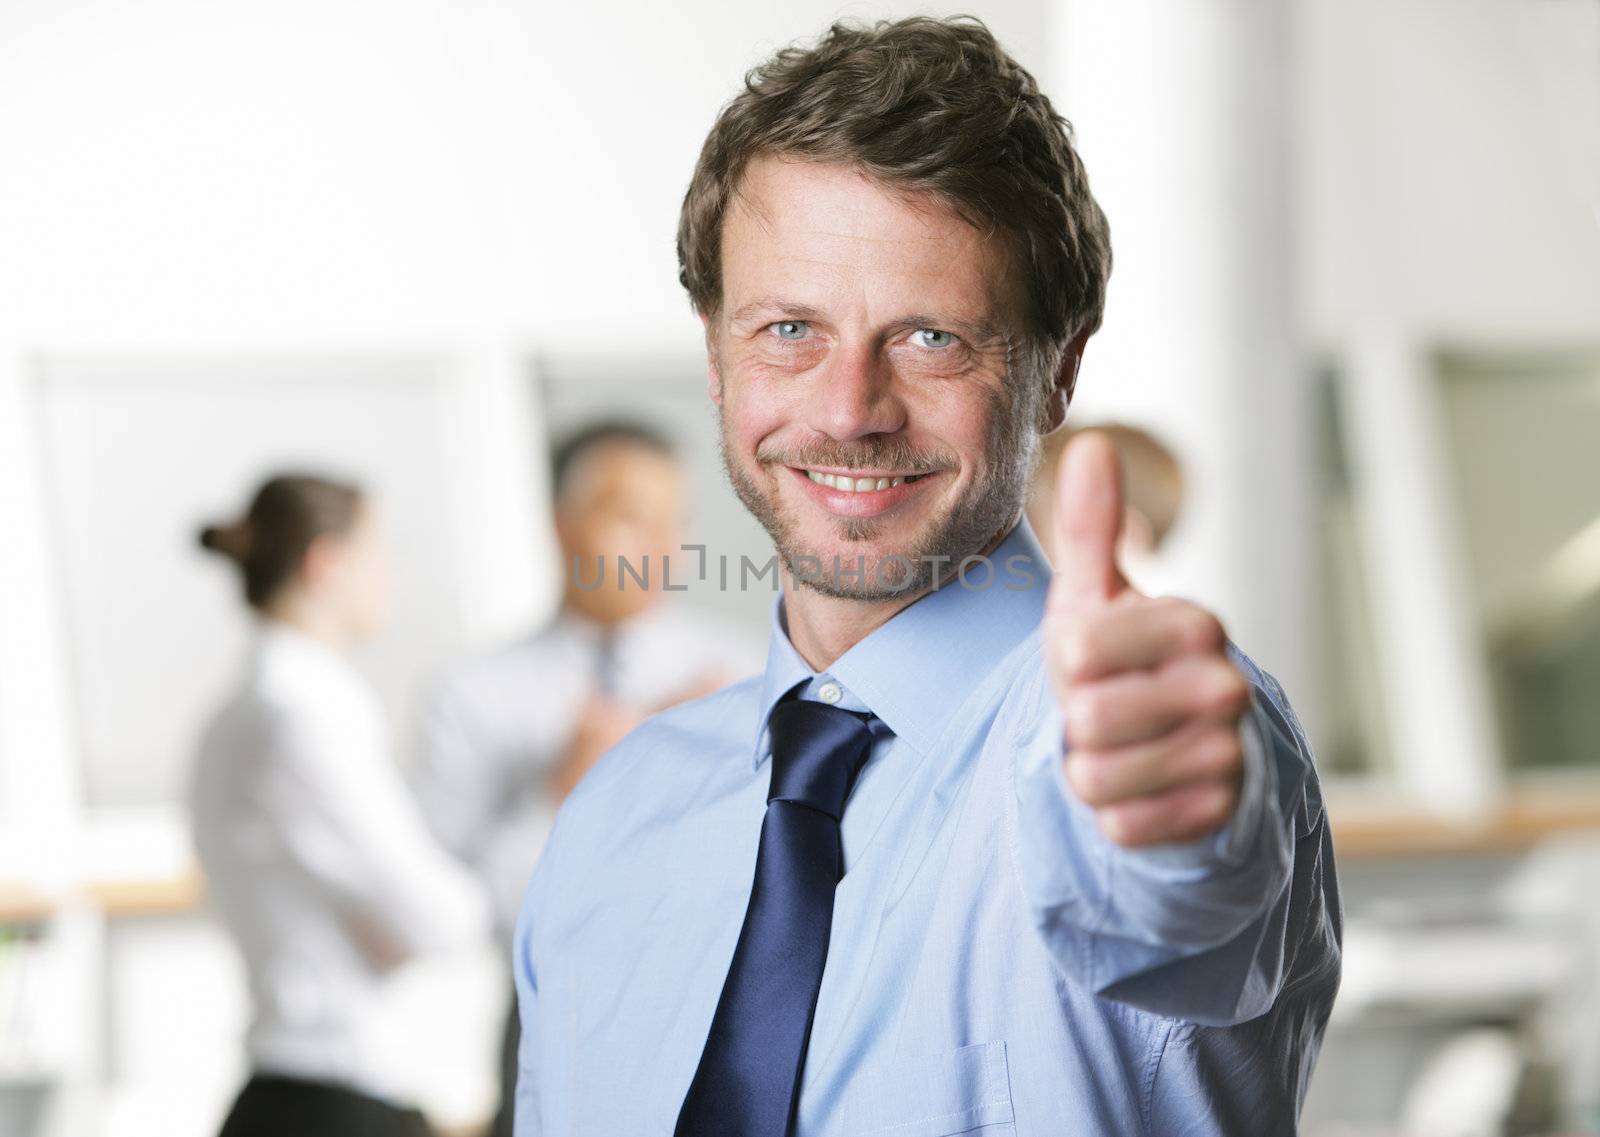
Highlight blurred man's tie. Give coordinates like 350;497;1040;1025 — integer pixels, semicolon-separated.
594;628;619;698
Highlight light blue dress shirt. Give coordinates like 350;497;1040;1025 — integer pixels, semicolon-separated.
513;520;1341;1136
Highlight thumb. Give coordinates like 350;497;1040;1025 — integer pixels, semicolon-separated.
1050;431;1128;608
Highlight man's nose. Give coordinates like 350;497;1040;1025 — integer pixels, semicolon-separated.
804;342;906;441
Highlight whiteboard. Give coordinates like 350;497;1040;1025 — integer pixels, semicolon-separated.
33;355;470;808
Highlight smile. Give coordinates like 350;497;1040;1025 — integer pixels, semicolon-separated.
801;469;929;493
785;465;941;518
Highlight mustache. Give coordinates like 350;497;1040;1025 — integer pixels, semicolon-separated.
755;438;957;474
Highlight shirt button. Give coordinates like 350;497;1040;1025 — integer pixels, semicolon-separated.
817;681;843;705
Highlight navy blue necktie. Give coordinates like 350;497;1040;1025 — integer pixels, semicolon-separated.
675;698;882;1137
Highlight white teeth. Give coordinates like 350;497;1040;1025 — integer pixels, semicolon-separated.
804;470;909;493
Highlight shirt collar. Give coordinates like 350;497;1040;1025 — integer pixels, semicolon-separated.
254;619;367;701
751;517;1052;767
551;602;667;652
551;605;613;646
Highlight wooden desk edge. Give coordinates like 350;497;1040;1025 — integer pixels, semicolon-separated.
10;800;1600;914
0;866;205;922
1331;795;1600;858
85;868;206;917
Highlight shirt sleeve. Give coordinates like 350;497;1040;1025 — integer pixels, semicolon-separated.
413;665;579;941
1010;643;1331;1026
413;677;506;868
511;827;556;1137
260;706;491;959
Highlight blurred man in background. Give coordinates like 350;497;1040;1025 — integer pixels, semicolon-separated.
416;419;758;1136
1027;422;1186;596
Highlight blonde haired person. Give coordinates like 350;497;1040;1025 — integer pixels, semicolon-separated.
1027;422;1187;596
191;473;489;1137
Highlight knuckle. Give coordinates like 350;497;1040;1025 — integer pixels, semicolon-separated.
1201;727;1242;777
1197;783;1238;832
1170;785;1230;841
1064;755;1102;803
1060;623;1098;679
1066;690;1106;745
1207;665;1251;715
1182;607;1226;654
1098;806;1137;847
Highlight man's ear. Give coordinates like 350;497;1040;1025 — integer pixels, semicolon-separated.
700;313;723;406
1041;329;1091;434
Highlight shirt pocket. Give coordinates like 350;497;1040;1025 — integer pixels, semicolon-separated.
842;1039;1015;1137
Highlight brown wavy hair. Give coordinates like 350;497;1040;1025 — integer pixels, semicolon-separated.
677;15;1112;393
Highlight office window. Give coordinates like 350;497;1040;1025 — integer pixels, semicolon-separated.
1315;369;1394;778
1438;350;1600;772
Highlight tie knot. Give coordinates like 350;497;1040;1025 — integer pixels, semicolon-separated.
766;699;878;819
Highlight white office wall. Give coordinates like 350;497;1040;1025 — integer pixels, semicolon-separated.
0;0;1049;352
1298;0;1600;345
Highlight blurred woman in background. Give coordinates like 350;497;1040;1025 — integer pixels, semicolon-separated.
190;473;489;1137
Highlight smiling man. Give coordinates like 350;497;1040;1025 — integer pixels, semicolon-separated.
512;17;1340;1137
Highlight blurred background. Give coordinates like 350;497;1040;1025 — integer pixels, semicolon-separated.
0;0;1597;1134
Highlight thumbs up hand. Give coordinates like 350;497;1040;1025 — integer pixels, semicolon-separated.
1044;433;1250;848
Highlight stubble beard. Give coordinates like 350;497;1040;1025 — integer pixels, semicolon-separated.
718;384;1041;602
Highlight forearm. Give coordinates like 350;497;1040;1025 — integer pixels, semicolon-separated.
275;753;491;957
1013;653;1322;1024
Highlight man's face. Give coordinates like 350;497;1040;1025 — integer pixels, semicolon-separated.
556;442;686;623
708;156;1042;599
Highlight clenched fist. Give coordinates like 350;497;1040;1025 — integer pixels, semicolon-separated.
1044;432;1251;848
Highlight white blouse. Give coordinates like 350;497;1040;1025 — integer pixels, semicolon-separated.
190;622;490;1102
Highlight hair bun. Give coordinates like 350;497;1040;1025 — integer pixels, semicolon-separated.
198;521;252;562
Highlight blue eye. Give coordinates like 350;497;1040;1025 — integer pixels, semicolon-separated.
913;328;956;349
773;320;810;341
